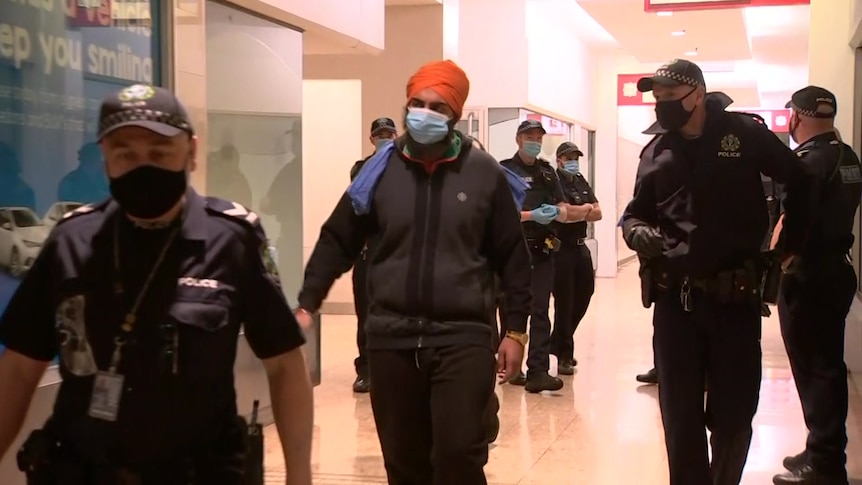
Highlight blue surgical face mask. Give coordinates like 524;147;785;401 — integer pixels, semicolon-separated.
563;160;580;174
375;138;393;152
405;108;451;145
522;141;542;158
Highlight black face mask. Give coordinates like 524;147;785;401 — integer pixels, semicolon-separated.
110;165;187;219
788;115;800;144
655;88;697;132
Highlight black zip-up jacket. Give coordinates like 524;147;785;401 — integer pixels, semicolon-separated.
299;134;532;349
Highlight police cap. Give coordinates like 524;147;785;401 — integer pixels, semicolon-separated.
517;119;546;135
99;84;195;140
637;59;706;93
556;142;583;158
785;86;837;118
370;117;397;137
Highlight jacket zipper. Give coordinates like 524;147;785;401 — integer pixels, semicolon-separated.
415;177;433;349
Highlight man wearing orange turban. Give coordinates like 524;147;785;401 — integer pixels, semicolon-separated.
296;59;532;485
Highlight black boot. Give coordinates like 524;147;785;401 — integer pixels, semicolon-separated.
352;374;370;393
557;358;576;376
772;465;848;485
636;367;658;384
525;372;564;393
782;451;808;472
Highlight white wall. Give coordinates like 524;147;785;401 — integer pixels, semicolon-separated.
305;5;444;160
302;80;363;306
525;0;597;125
232;0;385;51
454;0;529;108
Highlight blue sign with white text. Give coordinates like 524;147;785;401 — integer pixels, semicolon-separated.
0;0;162;360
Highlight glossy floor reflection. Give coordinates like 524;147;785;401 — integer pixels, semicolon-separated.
263;262;862;484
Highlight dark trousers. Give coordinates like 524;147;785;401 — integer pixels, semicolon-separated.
653;290;762;485
501;252;554;376
368;345;496;485
352;255;369;377
778;262;855;478
550;244;594;360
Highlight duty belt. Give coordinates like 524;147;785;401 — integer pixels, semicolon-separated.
526;236;562;254
652;261;762;312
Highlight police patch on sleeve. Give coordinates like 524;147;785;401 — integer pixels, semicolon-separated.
261;243;281;285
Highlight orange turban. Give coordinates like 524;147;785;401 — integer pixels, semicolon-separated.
406;60;470;118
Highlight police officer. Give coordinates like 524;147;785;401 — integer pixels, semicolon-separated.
549;142;601;374
348;117;397;393
500;120;570;393
622;60;817;485
772;86;861;485
0;85;313;485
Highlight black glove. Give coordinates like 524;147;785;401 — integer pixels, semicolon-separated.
626;225;664;258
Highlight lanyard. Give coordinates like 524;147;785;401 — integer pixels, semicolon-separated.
109;217;180;373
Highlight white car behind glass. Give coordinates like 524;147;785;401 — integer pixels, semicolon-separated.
0;207;50;277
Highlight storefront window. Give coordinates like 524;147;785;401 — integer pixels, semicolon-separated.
0;0;164;356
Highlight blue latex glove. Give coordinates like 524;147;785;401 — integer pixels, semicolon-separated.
530;204;559;225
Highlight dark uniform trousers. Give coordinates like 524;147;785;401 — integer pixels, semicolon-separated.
778;258;856;477
352;252;369;377
367;345;496;485
501;250;554;375
550;243;594;360
653;289;762;485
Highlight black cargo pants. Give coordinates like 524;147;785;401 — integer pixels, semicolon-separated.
368;344;496;485
778;259;855;480
550;243;594;361
653;288;762;485
501;251;554;377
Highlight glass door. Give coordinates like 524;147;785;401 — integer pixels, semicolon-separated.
456;108;486;146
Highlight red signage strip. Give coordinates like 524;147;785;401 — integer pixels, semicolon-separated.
644;0;809;12
617;74;656;106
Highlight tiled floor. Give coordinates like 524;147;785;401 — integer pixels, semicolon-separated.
263;262;862;484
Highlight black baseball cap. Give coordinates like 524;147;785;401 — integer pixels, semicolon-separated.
637;59;706;93
98;84;194;140
556;142;583;158
370;117;397;136
785;86;837;118
517;119;546;135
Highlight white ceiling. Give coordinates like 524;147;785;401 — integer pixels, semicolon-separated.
576;0;810;109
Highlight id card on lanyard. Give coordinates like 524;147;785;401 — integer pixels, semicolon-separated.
88;218;180;422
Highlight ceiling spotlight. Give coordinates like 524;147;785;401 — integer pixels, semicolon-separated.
685;50;698;56
656;11;673;16
671;30;686;36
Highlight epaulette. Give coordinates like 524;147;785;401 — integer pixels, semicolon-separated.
57;200;110;225
729;111;766;126
204;197;261;228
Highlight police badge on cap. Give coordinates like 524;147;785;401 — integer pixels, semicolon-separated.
98;84;195;140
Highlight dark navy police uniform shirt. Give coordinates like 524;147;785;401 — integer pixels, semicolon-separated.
0;188;305;465
500;154;565;240
556;170;597;241
623;99;816;278
789;131;862;258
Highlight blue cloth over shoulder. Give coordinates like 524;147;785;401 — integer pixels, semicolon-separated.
346;140;529;214
501;165;528;209
347;141;395;215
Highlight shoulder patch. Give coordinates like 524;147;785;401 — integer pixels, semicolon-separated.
56;200;109;226
204;197;260;227
730;111;767;126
